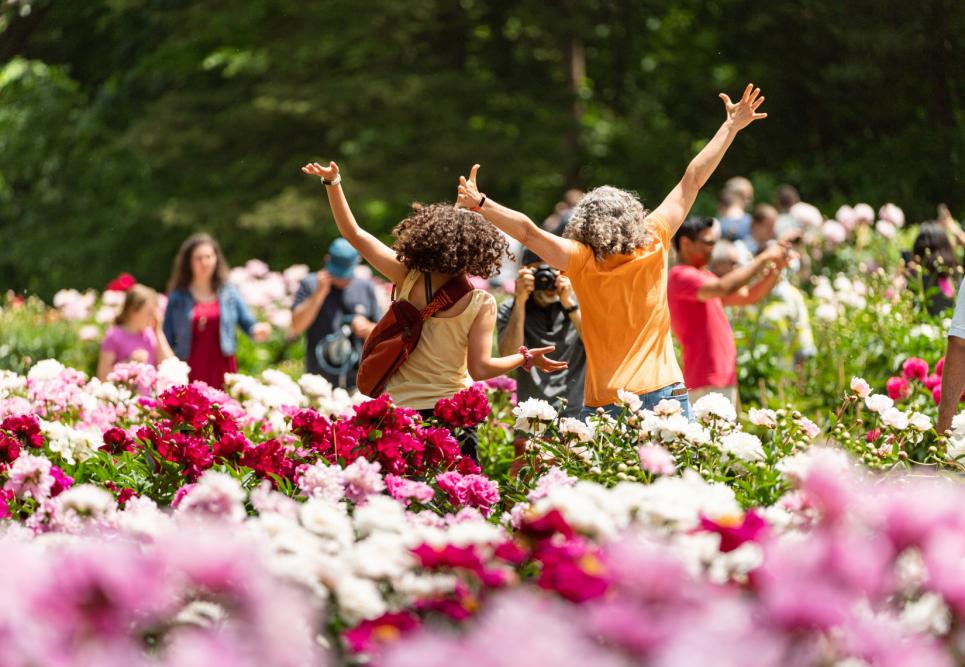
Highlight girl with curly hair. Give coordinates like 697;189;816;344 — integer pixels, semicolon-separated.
301;160;566;436
456;84;769;418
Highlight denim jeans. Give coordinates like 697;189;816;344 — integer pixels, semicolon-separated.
581;382;694;422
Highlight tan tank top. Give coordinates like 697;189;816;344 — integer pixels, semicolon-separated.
384;271;491;410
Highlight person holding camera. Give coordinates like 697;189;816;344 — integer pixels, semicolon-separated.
497;249;586;417
291;238;382;389
668;216;793;407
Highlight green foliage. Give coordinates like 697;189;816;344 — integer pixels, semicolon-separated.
0;295;98;374
1;1;962;298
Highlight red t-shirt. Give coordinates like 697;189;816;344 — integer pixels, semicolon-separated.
667;264;736;389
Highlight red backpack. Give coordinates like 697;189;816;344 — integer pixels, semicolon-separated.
356;273;474;397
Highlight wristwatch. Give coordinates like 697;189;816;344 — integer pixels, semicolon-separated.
321;174;342;186
561;303;579;315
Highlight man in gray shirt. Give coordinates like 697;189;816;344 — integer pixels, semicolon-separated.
497;249;586;417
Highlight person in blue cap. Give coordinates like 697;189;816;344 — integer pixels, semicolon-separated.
291;238;382;389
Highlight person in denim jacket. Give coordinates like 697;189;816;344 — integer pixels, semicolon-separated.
163;233;271;389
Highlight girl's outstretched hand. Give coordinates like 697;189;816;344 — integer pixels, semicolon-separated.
302;161;340;181
456;164;483;209
530;345;568;374
719;83;767;131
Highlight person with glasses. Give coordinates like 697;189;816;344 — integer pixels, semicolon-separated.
668;216;791;408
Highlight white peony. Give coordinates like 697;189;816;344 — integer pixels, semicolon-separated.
513;398;558;433
653;398;683;417
692;393;737;423
298;499;354;548
719;432;765;462
56;484;117;519
880;407;909;431
908;412;932;432
815;303;839;321
864;394;894;414
27;359;66;383
298;374;334;399
558;417;593;442
616;389;642;412
853;202;875;223
900;593;951;635
335;576;388;625
157;358;191;390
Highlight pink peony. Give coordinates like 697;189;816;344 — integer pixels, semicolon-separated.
936;357;946;376
875;219;897;240
835;205;858;230
342;457;386;503
435;471;500;516
637;444;676;475
3;453;55;502
901;357;929;381
850;377;871;398
385;474;435;506
932;386;942;405
878;202;905;227
885;376;910;401
821;220;847;245
923;374;942;391
296;460;345;502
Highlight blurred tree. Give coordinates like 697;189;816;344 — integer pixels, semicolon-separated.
0;0;962;298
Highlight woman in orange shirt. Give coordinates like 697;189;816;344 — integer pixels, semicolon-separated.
455;84;768;418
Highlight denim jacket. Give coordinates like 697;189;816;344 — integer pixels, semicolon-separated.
163;284;256;360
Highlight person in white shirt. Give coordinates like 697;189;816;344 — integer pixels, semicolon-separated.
937;280;965;433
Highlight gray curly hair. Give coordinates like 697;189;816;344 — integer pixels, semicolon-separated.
563;186;653;260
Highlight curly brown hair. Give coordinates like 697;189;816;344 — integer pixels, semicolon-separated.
391;203;511;278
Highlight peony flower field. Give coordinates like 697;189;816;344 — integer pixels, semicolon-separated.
3;199;965;666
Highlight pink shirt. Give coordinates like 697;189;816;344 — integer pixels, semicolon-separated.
101;326;158;366
667;264;736;389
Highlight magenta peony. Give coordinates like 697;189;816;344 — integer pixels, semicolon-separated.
434;384;491;429
901;357;929;381
885;376;910;401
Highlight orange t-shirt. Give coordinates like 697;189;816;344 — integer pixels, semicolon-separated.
563;214;683;407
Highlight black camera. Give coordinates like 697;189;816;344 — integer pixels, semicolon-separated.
532;264;558;292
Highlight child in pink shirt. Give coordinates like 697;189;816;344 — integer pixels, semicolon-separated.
97;284;174;379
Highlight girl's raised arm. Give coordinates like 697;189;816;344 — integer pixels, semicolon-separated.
302;161;408;285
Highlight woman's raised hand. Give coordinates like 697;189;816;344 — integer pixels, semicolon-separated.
456;164;483;209
302;161;340;181
530;345;568;374
719;83;767;131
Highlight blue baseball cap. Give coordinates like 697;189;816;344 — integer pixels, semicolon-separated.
325;238;360;279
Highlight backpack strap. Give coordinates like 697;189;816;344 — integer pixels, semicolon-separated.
419;275;473;320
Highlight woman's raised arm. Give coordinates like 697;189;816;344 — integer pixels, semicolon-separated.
302;161;408;285
648;84;767;234
455;165;577;272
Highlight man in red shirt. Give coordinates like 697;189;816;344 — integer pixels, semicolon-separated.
668;216;790;407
